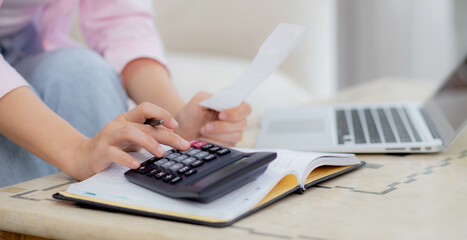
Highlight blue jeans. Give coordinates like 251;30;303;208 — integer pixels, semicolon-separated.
0;26;128;188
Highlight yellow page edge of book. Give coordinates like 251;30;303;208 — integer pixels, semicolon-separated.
58;173;299;224
254;173;299;207
305;165;358;185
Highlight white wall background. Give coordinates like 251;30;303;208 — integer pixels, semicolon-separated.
152;0;462;97
73;0;464;97
337;0;458;89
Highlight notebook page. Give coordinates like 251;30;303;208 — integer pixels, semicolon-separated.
244;149;358;185
66;152;295;221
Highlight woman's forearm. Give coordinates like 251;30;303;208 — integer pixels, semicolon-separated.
0;86;190;181
122;58;185;115
0;86;88;175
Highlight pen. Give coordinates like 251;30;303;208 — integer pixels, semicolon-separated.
144;118;165;127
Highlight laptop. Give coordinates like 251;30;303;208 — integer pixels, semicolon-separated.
256;56;467;153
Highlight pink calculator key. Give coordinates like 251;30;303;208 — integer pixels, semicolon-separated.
190;140;200;146
193;141;207;149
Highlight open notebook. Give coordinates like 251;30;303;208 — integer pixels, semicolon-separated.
54;149;364;227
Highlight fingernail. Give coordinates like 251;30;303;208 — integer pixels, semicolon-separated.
132;160;140;168
206;123;214;131
170;118;178;127
219;113;227;120
157;146;166;156
180;139;190;148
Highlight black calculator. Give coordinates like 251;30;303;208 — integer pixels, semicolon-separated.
124;140;276;203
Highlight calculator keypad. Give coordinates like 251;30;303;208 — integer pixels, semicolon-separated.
125;140;277;202
131;140;236;185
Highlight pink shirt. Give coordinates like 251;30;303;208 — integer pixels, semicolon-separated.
0;0;167;98
0;0;56;36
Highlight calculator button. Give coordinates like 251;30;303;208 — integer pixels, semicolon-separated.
185;169;197;176
173;155;188;162
161;161;176;170
163;149;176;156
194;151;209;159
189;140;199;146
170;176;182;184
201;144;214;150
190;160;204;168
203;154;216;162
154;159;168;168
147;169;160;176
168;163;184;173
192;141;207;149
134;165;151;174
182;157;197;165
186;149;201;156
179;148;193;154
165;153;180;160
146;157;159;164
163;174;174;182
208;146;221;153
154;171;167;179
177;166;190;174
216;148;231;155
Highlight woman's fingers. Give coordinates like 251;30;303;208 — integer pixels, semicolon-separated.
106;146;141;169
129;123;190;150
198;117;248;146
218;102;252;122
199;136;236;147
111;125;166;158
199;131;243;146
121;102;178;129
151;128;190;150
196;103;250;146
200;120;247;135
85;102;196;179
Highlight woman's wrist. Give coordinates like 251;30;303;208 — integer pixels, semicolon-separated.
122;58;185;115
57;133;92;180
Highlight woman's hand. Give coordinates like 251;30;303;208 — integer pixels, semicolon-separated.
121;59;252;147
71;102;190;181
175;92;252;147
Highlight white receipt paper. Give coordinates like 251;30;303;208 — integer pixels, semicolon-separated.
199;23;306;112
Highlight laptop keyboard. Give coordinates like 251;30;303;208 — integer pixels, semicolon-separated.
336;107;422;145
351;109;366;144
336;110;349;144
364;108;382;143
390;108;412;142
403;108;422;142
377;108;397;143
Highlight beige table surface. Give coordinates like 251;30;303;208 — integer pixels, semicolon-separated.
1;79;467;240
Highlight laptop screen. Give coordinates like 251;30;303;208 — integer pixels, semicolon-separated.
424;56;467;147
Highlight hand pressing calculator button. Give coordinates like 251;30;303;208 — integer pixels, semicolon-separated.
124;140;276;203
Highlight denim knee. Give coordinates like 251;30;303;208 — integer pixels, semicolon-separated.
14;48;128;137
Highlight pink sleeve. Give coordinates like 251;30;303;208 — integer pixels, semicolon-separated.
0;55;29;99
79;0;168;76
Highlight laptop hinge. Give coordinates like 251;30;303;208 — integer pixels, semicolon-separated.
419;108;442;141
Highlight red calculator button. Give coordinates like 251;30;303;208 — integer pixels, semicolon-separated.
193;141;207;149
189;140;200;146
